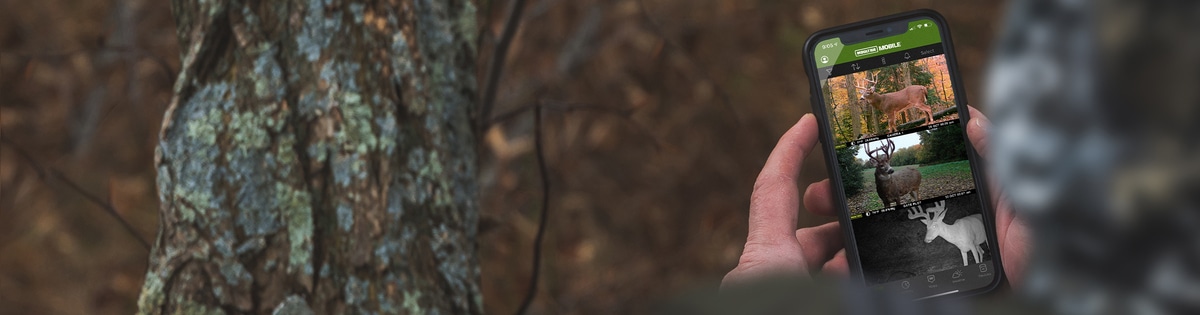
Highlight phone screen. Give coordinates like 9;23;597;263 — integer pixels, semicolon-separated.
811;17;997;298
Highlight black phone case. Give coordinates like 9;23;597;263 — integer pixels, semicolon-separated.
801;9;1005;299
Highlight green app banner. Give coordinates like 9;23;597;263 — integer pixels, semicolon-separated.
813;19;942;67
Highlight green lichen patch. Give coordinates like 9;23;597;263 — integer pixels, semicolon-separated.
185;108;223;146
276;181;313;272
136;271;165;314
336;90;379;156
172;299;226;315
228;110;272;151
251;53;285;98
402;290;422;314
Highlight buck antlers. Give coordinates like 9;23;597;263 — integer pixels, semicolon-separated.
906;200;988;266
906;200;946;222
864;138;895;165
854;72;879;93
855;70;935;133
905;202;934;223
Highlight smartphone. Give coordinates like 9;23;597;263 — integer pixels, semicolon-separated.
802;10;1003;299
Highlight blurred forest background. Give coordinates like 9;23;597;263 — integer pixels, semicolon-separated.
0;0;1003;314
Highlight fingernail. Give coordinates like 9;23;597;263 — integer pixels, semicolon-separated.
974;117;989;132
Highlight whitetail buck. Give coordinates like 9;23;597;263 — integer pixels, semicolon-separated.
858;72;934;133
866;139;921;207
906;201;988;266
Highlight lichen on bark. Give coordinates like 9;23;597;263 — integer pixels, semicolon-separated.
140;0;481;314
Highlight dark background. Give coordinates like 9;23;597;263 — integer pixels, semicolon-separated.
852;191;990;284
0;0;1004;314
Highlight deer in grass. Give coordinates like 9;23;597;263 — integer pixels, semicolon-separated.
858;72;934;133
906;200;988;266
865;139;921;207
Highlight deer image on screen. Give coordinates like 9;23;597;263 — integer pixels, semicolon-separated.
907;200;988;266
858;72;934;133
866;139;921;207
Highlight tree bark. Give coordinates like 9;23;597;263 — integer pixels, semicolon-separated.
139;0;481;314
868;106;877;135
845;72;861;139
900;63;913;122
823;79;842;139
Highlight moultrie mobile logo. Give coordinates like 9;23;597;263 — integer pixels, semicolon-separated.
855;42;902;57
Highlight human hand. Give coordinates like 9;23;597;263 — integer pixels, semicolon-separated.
723;108;1031;288
964;106;1030;286
721;114;847;288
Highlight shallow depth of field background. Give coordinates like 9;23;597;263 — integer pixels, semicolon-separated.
0;0;1003;314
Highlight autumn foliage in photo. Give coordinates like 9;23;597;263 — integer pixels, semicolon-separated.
821;55;958;144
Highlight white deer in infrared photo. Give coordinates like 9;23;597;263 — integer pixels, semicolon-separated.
906;200;988;266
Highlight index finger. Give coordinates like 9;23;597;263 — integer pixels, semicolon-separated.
747;114;820;246
803;179;838;217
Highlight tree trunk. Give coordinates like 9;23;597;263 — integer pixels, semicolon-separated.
868;107;877;135
138;0;481;314
936;60;950;110
899;64;912;122
845;72;861;139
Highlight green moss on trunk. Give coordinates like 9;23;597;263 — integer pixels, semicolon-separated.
140;0;480;313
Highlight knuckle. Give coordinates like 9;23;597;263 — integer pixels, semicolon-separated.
733;245;773;272
752;173;793;195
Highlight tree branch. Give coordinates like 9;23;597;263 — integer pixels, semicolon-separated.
479;0;530;133
514;101;550;315
490;101;631;124
6;46;177;84
635;0;741;125
0;135;151;250
490;100;663;153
